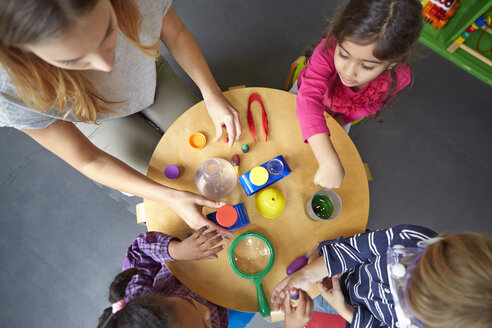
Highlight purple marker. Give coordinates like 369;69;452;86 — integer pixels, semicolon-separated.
286;254;310;275
286;244;319;275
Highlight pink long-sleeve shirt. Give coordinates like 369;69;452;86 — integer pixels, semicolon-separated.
296;38;411;142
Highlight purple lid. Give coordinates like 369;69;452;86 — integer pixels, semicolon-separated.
164;165;179;179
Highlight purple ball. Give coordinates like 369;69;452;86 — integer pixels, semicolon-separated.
164;165;180;179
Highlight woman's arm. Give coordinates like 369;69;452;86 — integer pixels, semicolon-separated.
160;8;241;147
22;120;234;237
23;121;172;199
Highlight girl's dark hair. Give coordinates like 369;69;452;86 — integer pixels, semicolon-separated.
307;0;423;120
98;269;174;328
327;0;423;62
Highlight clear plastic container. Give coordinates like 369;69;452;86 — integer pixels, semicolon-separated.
195;158;237;200
265;158;284;176
305;189;342;221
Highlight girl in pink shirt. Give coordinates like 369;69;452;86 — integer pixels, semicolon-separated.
296;0;423;188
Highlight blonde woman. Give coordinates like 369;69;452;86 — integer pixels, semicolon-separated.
0;0;242;237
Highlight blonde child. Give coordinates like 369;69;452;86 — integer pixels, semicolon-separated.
272;224;492;328
295;0;423;188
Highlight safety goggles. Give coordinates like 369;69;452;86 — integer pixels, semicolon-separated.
386;237;442;328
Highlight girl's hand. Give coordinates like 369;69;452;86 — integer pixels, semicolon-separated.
313;160;345;189
204;93;242;148
169;226;225;260
271;270;314;311
317;277;354;322
307;133;345;189
284;290;314;328
166;189;234;239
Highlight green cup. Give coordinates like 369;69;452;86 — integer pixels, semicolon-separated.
305;189;342;221
229;232;275;317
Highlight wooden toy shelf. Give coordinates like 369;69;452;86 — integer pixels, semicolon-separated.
419;0;492;86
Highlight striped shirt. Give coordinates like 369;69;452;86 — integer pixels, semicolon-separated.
319;224;437;328
123;232;228;328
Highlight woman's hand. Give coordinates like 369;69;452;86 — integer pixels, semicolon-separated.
21;122;234;240
160;8;242;147
204;92;242;147
313;160;345;189
284;290;314;328
168;226;225;260
165;189;234;239
317;277;354;323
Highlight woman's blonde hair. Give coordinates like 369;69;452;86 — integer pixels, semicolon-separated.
406;232;492;328
0;0;160;122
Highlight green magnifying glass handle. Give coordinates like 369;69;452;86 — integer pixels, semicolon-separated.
254;278;270;317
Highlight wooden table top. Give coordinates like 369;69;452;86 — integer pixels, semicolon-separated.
145;87;369;312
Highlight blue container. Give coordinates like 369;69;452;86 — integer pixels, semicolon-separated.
206;203;250;230
239;155;291;196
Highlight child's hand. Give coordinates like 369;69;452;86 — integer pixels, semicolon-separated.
307;133;344;189
284;290;314;328
314;160;345;189
317;277;354;323
168;226;225;261
271;270;314;311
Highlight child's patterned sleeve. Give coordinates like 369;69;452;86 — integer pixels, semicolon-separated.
122;231;179;298
318;225;436;276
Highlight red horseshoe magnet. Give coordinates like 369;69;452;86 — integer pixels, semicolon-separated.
247;93;269;143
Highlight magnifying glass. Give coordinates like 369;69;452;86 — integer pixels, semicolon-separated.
229;232;275;317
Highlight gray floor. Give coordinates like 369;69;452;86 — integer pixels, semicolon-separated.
1;1;491;327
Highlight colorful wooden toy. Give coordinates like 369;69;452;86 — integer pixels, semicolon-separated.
447;16;492;67
422;0;460;30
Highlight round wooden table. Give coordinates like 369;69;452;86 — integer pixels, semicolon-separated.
145;87;369;312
